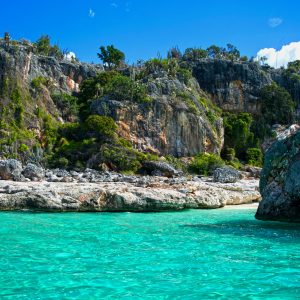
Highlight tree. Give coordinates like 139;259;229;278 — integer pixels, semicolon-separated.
260;83;295;125
97;45;125;69
35;35;51;56
183;48;208;60
226;43;240;61
167;46;182;59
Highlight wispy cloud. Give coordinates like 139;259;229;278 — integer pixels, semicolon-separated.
110;2;118;8
89;9;95;18
256;41;300;68
268;17;283;28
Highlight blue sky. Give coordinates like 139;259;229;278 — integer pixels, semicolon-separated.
1;0;299;64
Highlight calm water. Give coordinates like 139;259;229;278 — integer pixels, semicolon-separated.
1;208;300;299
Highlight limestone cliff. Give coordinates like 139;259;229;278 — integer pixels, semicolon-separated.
91;74;223;157
190;59;273;113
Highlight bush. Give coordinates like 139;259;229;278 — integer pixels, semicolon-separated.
84;115;117;140
222;147;236;161
189;153;225;175
246;148;263;167
260;83;295;125
52;93;78;120
31;77;50;89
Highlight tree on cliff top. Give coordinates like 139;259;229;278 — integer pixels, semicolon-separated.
97;45;125;69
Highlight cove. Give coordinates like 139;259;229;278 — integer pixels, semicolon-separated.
1;208;300;299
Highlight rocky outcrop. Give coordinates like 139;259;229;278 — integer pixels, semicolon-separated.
91;76;224;156
0;159;23;181
0;176;260;212
0;43;102;93
213;166;241;183
256;125;300;222
191;59;272;113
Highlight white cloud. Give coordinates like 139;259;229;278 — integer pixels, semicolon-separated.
110;2;118;8
268;17;283;28
89;9;95;18
256;41;300;68
64;52;76;62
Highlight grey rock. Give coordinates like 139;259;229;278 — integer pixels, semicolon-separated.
142;161;181;177
0;177;260;212
213;166;240;183
22;163;45;180
0;159;23;181
256;125;300;222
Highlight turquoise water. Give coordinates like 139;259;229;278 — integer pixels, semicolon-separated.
1;209;300;299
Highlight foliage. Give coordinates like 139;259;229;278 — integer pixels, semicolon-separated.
177;68;192;85
97;45;125;69
223;112;258;159
84;115;117;140
78;71;150;118
167;46;182;59
183;48;208;60
246;148;263;167
34;35;63;60
31;77;51;90
260;83;295;125
52;93;78;120
189;153;225;175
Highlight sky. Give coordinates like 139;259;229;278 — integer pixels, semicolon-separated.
1;0;300;67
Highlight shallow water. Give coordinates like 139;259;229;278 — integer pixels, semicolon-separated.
1;208;300;299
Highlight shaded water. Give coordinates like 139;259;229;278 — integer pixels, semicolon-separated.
1;208;300;299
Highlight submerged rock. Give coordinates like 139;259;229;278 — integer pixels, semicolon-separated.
256;125;300;222
213;166;240;183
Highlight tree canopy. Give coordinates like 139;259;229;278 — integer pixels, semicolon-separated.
97;45;125;69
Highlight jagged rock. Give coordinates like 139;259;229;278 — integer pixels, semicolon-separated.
22;163;45;181
141;161;181;177
256;125;300;222
191;59;272;113
213;166;240;183
0;159;23;181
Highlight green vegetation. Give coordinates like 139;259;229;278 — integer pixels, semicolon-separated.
78;71;150;119
246;148;263;167
34;35;63;60
183;44;242;61
52;93;78;120
97;45;125;69
189;153;225;175
260;83;295;125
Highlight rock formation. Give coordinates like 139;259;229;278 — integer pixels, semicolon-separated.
256;125;300;222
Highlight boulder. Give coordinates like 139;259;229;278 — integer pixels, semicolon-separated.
22;163;45;181
256;125;300;222
0;159;23;181
141;161;181;177
213;166;240;183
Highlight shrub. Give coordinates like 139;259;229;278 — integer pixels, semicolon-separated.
246;148;263;167
223;112;257;159
31;77;50;89
52;93;78;120
260;83;295;125
189;153;225;175
177;68;192;85
84;115;117;140
222;147;236;161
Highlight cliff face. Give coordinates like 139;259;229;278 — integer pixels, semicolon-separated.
0;43;102;94
191;59;273;113
91;76;223;157
256;125;300;222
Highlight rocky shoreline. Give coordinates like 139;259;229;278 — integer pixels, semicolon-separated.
0;159;261;212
